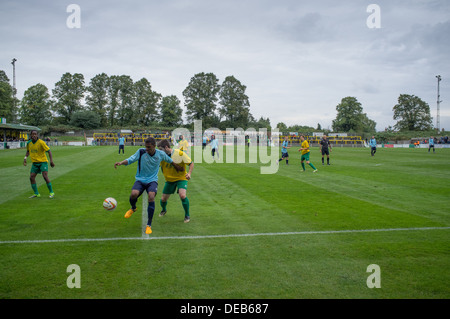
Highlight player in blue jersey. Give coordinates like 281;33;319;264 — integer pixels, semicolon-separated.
428;136;435;153
278;136;290;165
369;136;377;156
114;137;182;234
210;135;219;159
118;135;125;154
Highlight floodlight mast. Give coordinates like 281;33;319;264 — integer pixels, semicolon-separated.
11;58;17;121
436;75;442;132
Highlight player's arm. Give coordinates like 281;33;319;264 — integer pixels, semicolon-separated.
114;159;128;169
23;150;30;166
171;162;183;172
47;150;55;167
185;162;194;180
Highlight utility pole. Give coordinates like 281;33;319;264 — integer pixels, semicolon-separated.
436;75;442;132
11;58;17;122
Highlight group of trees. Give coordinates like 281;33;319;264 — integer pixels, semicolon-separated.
0;70;268;130
0;69;434;133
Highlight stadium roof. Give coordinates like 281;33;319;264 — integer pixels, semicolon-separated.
0;123;41;131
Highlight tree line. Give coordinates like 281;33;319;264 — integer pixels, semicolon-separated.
0;70;434;133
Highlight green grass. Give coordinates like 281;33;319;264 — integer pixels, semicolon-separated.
0;145;449;299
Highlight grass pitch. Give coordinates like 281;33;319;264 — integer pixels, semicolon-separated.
0;145;449;299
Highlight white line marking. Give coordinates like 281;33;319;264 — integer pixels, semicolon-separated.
0;227;448;245
142;199;149;239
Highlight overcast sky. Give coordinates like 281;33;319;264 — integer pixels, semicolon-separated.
1;0;449;131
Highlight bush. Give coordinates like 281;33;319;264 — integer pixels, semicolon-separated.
70;111;101;129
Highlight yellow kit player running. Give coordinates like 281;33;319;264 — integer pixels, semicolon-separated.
157;139;194;223
178;135;189;154
23;130;55;198
298;135;317;173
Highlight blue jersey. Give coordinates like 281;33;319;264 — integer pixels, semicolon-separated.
210;139;218;149
282;140;289;153
369;139;377;147
125;148;173;184
119;137;125;145
429;138;434;145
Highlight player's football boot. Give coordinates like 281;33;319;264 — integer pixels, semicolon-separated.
29;194;41;198
145;225;152;234
159;210;167;217
49;193;55;199
124;208;136;218
184;216;190;223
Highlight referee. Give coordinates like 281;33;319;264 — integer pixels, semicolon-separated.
319;135;332;165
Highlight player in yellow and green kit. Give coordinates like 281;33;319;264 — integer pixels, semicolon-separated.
178;135;189;154
157;139;194;223
23;130;55;198
298;135;317;173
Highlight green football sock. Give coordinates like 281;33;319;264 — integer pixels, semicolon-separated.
301;162;305;170
309;163;317;170
160;199;167;211
31;183;39;195
181;197;190;217
46;182;53;193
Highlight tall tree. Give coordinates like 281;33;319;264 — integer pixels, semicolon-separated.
218;75;251;128
183;72;220;127
159;95;183;127
19;83;53;126
393;94;433;131
86;73;109;127
52;72;85;124
115;75;134;127
0;70;14;122
332;96;376;132
107;75;121;127
133;78;161;126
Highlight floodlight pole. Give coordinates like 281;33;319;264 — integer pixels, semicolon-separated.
11;58;17;121
436;75;442;132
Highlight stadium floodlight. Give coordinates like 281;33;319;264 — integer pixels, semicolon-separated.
11;58;17;121
436;75;442;132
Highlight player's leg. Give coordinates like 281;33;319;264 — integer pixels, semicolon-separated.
159;193;170;216
41;163;54;197
125;182;143;218
178;182;190;223
160;182;175;216
146;191;156;234
29;171;40;198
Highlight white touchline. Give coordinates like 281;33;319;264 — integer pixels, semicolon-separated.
0;227;448;245
142;199;149;239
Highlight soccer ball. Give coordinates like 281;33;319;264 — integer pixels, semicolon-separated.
103;197;117;211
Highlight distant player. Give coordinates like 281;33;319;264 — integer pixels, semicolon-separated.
118;135;125;154
319;135;332;165
114;137;182;235
210;135;219;159
428;136;435;153
178;135;189;154
298;135;317;173
369;136;377;156
157;139;194;223
23;130;55;198
278;136;290;165
202;135;208;149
